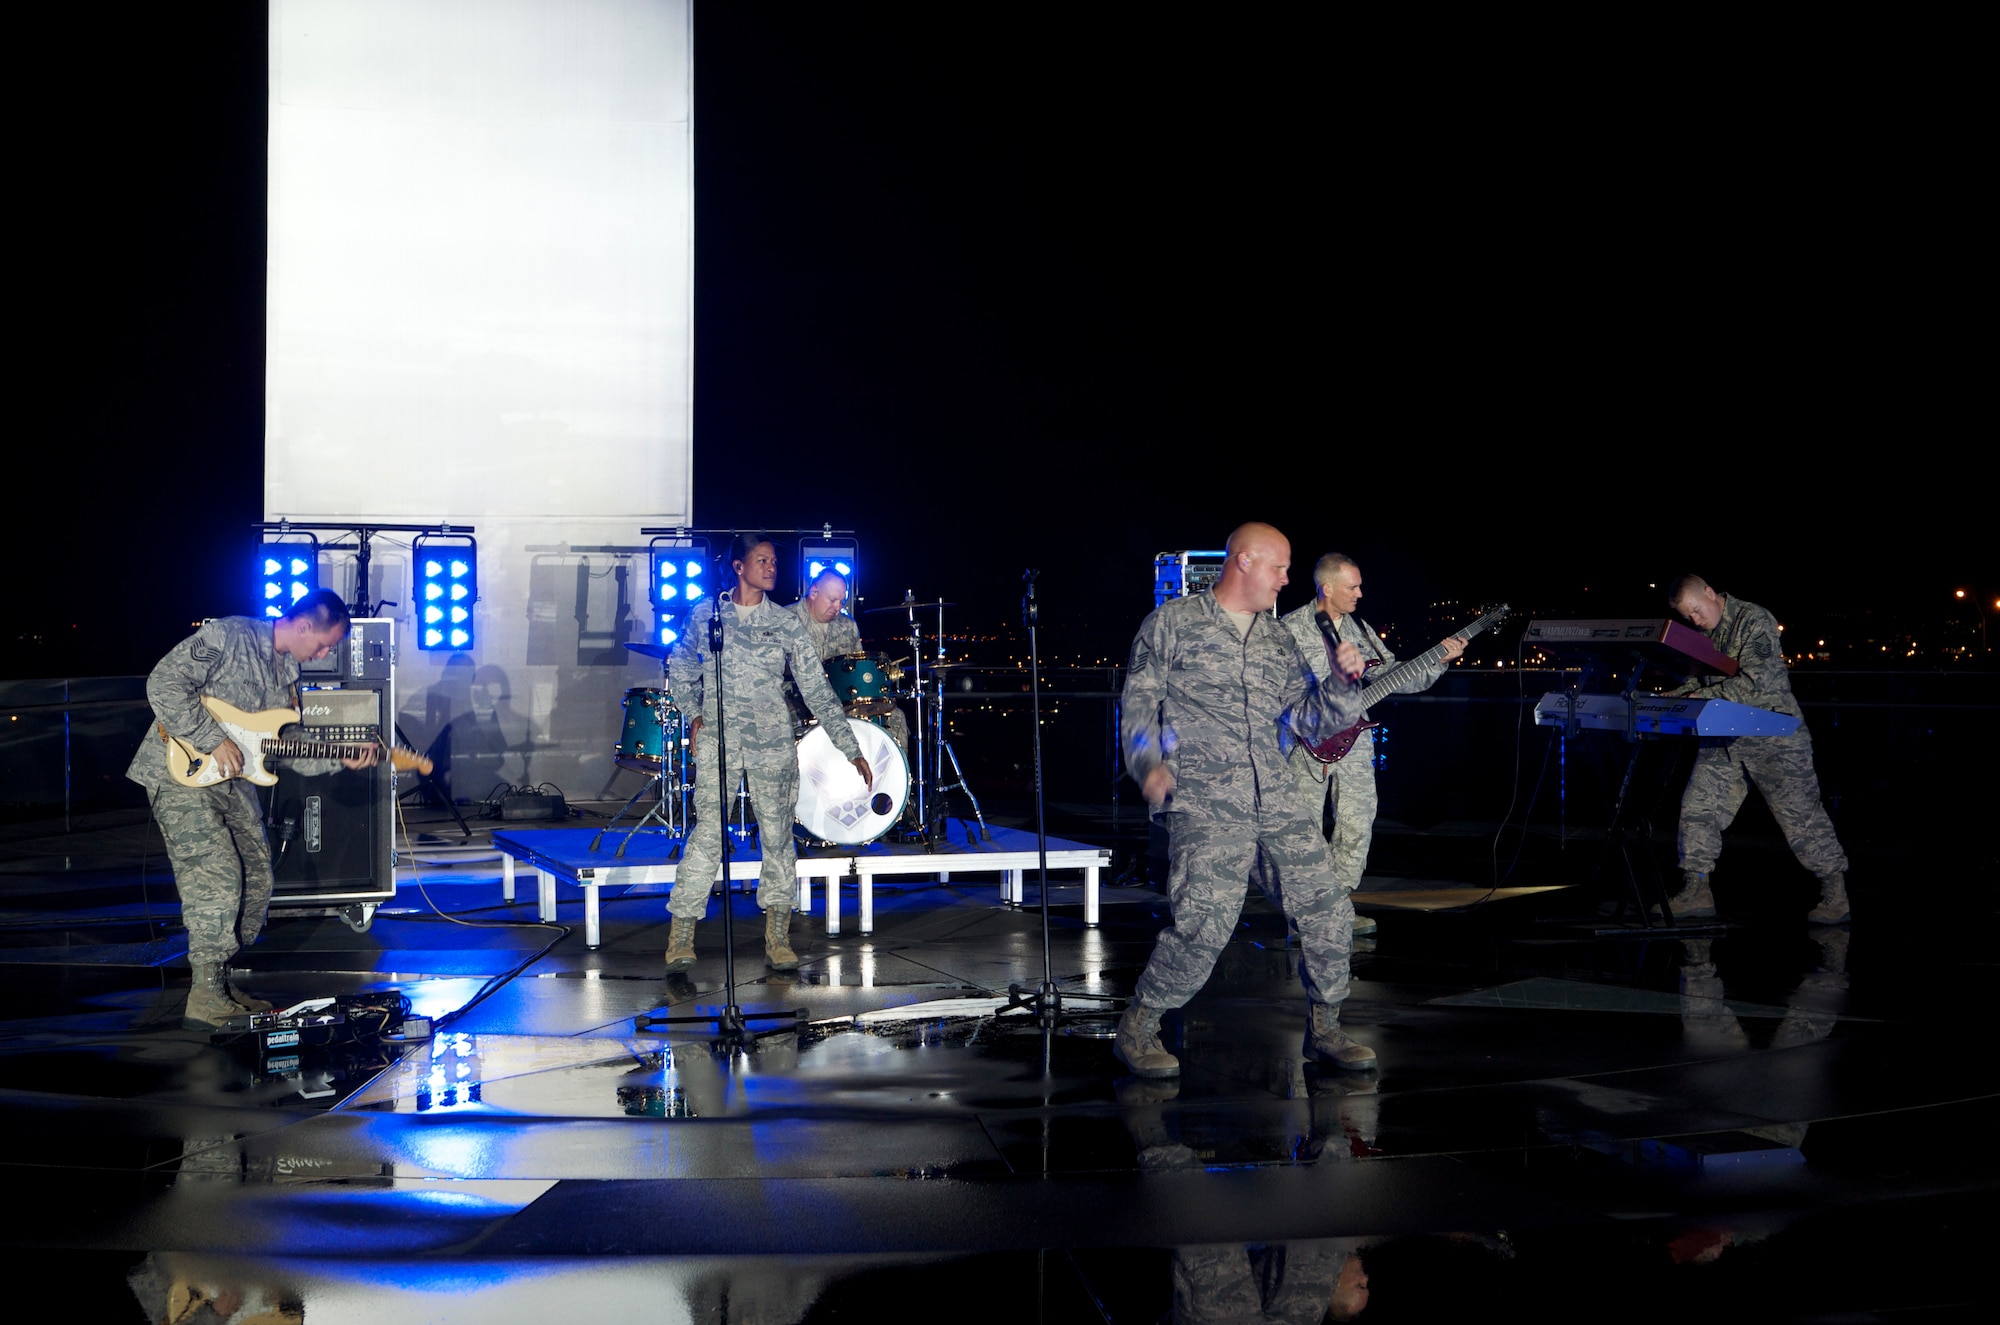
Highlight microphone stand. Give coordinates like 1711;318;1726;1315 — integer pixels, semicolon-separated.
1003;570;1118;1032
638;588;803;1048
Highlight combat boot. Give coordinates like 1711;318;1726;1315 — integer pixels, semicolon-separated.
183;963;247;1031
223;972;273;1014
1305;1002;1377;1070
1112;1002;1180;1078
764;906;799;972
1806;872;1851;925
664;917;698;971
1665;870;1717;919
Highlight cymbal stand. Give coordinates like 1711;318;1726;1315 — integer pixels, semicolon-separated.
895;593;989;847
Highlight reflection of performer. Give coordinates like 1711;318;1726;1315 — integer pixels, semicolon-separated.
1171;1241;1368;1323
1661;575;1849;924
791;569;915;812
667;535;872;973
1116;523;1373;1077
1281;554;1463;938
125;591;377;1029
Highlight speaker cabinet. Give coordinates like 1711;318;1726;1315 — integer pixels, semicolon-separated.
266;619;398;924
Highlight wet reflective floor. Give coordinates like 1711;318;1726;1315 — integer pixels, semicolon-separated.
2;813;1995;1321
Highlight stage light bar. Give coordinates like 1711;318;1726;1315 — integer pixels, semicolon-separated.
256;537;319;618
413;535;478;652
649;535;710;656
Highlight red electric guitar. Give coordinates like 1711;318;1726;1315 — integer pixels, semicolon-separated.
1304;603;1510;765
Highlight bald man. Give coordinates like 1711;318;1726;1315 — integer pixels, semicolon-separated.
1117;523;1374;1077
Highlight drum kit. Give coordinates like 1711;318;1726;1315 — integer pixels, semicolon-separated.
590;594;987;856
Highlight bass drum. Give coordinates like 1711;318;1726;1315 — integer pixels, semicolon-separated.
794;716;910;846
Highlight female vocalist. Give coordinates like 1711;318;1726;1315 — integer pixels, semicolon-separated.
666;533;872;972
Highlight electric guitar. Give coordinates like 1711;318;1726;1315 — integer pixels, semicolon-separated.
1305;603;1511;765
163;697;432;787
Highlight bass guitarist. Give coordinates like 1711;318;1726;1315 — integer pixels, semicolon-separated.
126;589;378;1029
1281;554;1463;937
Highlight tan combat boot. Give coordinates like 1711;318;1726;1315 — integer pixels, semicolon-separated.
1112;1002;1180;1078
224;981;273;1014
764;906;799;972
1305;1002;1377;1070
1665;870;1717;919
183;963;247;1031
664;917;698;971
1807;873;1851;925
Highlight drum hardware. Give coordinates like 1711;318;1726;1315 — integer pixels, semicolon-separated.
591;646;693;856
868;591;989;849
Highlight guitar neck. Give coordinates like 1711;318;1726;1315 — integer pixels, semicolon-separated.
1352;606;1509;709
263;739;380;762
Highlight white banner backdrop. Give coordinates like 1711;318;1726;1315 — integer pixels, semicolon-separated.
266;0;693;805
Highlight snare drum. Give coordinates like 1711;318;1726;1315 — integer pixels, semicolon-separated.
794;717;910;846
825;653;897;718
614;688;684;773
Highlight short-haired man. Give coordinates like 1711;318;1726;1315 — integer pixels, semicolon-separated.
789;568;914;790
1116;523;1373;1077
792;569;863;660
1662;574;1849;924
1280;555;1464;936
126;590;378;1028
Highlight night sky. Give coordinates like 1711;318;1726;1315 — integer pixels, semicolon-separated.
16;6;1985;678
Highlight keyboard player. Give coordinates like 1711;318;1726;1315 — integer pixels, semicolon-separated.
1660;575;1850;925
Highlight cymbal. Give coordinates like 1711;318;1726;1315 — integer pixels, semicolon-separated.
622;641;673;660
862;599;958;614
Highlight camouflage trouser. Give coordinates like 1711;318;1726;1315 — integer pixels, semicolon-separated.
1678;727;1847;878
1296;751;1377;893
1134;808;1352;1012
148;781;273;967
671;743;799;920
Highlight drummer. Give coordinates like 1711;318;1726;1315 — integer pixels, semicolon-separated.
793;567;864;660
791;569;913;777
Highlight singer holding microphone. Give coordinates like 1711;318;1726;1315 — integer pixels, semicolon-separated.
1114;523;1373;1079
1280;554;1463;937
666;533;872;974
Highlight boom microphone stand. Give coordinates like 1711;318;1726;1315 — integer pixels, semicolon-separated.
1004;570;1118;1030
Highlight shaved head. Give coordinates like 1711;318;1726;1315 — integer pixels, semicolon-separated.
1216;522;1292;614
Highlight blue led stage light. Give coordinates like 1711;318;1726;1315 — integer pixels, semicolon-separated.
256;537;319;618
414;535;478;652
649;535;711;652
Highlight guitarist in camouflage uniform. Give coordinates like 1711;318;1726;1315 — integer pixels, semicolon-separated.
126;590;375;1029
1280;555;1463;937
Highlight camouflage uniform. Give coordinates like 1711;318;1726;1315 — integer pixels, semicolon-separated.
125;617;340;968
1121;591;1365;1014
1170;1241;1354;1325
1280;606;1450;894
789;599;912;776
668;593;862;917
1670;594;1847;880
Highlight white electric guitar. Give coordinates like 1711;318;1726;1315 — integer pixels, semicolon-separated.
163;697;431;787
